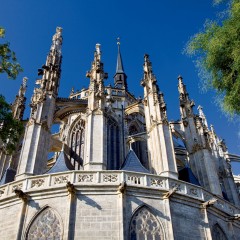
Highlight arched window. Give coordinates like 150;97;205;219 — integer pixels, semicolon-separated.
107;116;120;170
69;119;85;170
212;223;228;240
26;207;62;240
130;206;163;240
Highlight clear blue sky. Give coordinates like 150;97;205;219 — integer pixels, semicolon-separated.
1;0;240;173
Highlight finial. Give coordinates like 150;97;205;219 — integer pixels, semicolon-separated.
95;43;101;54
22;77;28;88
143;54;152;74
178;75;183;81
117;37;120;45
51;27;63;53
144;54;149;62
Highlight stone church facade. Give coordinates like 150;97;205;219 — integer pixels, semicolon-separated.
0;27;240;239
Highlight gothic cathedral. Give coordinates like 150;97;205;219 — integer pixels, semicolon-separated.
0;28;240;239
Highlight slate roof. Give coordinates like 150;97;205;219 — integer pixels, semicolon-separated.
46;151;74;174
120;149;150;173
178;166;201;186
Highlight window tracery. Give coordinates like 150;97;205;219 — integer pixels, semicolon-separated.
107;116;120;170
69;119;85;169
130;206;163;240
27;207;62;240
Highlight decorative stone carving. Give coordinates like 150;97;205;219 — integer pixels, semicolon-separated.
54;175;69;185
12;183;23;193
189;188;198;197
130;207;163;240
31;179;45;188
150;178;163;188
27;208;62;240
103;174;118;182
191;143;203;153
127;175;141;185
170;182;182;192
78;174;93;182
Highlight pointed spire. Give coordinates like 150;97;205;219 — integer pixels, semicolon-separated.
12;77;28;120
143;54;153;76
114;38;127;89
116;38;124;73
177;75;195;118
198;105;208;128
36;27;63;95
178;75;189;98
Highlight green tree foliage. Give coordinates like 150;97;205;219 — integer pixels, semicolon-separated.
186;0;240;115
0;27;24;153
0;95;24;154
0;26;23;79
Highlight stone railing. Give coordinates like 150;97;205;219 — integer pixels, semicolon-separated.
0;170;238;215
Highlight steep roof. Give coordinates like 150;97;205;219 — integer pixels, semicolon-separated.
121;149;150;173
46;151;74;174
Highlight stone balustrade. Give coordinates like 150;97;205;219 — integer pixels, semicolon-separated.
0;170;238;215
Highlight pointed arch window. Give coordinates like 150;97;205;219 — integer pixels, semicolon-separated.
130;206;163;240
212;223;228;240
107;116;120;170
26;207;62;240
70;119;85;169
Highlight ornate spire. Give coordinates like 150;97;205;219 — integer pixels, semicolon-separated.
143;54;153;78
141;54;160;105
141;54;178;178
198;105;208;128
86;43;107;79
12;77;28;120
178;75;189;101
86;44;108;111
177;75;195;118
36;27;63;95
114;38;127;89
30;27;63;119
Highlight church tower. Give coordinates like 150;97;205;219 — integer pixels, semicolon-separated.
16;27;63;180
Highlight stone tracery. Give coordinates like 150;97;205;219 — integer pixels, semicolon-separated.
69;119;85;169
130;206;163;240
27;207;62;240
